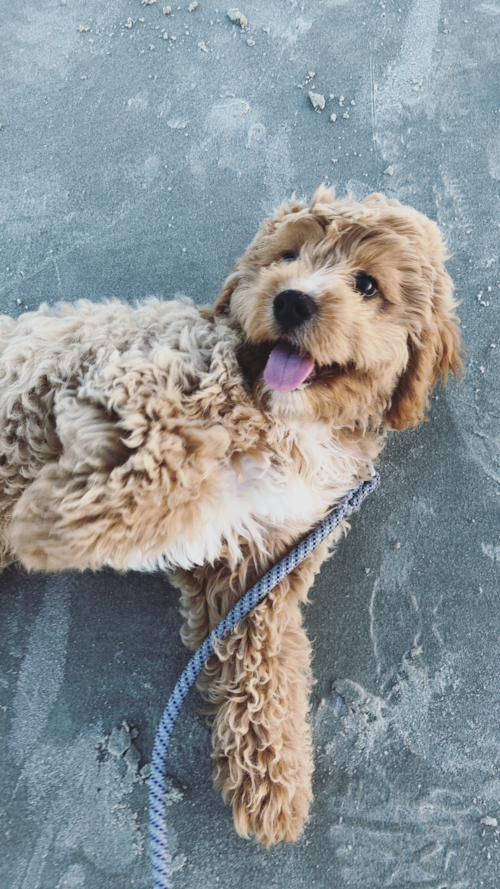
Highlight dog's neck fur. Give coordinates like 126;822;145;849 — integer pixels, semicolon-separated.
134;424;376;572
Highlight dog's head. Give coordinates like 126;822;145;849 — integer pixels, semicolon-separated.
214;187;462;430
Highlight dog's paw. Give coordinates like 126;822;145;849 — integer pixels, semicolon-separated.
9;462;107;572
226;765;313;847
213;732;314;847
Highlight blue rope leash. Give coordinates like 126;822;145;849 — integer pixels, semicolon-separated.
149;472;380;888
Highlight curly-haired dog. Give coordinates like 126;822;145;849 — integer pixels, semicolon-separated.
0;188;461;847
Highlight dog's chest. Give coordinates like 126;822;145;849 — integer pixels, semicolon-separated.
137;427;366;572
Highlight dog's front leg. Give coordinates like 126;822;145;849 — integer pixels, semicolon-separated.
8;412;232;573
174;536;335;847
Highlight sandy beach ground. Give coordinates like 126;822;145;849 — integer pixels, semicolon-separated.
1;1;500;887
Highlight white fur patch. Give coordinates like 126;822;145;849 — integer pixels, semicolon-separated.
132;422;369;572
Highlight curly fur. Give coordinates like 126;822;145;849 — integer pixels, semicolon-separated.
0;188;462;846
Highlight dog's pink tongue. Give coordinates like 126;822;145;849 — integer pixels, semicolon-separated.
263;343;315;392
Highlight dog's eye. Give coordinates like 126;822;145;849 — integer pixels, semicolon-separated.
282;251;298;263
355;273;379;299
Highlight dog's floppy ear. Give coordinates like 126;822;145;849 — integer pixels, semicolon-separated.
213;268;241;316
385;250;462;431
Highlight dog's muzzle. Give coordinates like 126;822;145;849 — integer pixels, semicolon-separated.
273;289;317;331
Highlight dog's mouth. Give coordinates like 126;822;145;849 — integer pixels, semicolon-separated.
237;341;342;393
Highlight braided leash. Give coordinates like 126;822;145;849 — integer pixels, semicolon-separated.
149;472;380;888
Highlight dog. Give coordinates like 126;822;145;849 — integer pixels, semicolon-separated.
0;187;461;847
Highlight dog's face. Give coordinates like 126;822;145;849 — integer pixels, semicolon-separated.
215;187;462;430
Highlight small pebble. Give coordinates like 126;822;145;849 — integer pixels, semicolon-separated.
124;743;141;772
481;816;498;828
227;8;248;28
309;91;325;112
108;725;131;758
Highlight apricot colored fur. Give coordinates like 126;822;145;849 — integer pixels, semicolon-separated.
0;188;461;846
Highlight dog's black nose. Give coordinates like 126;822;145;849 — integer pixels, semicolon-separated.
273;289;317;331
